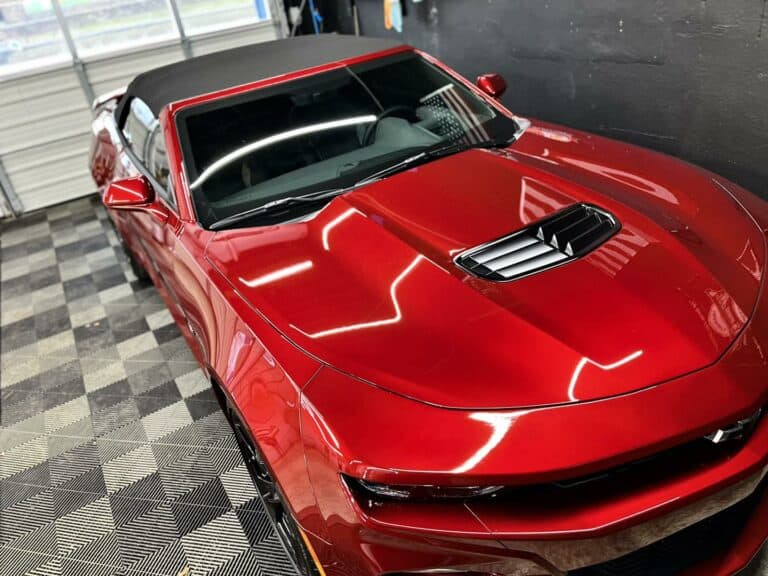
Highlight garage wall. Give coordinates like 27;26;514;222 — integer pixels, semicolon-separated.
0;21;278;215
0;67;92;215
336;0;768;199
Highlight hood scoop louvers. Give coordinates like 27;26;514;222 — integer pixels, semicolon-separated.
456;203;620;282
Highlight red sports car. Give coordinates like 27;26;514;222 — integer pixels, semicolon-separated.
89;34;768;576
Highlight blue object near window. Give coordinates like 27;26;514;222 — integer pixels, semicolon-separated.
254;0;268;20
308;0;323;34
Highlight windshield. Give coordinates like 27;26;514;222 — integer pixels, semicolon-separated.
176;52;520;228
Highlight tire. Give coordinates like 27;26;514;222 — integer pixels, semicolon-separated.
224;401;321;576
114;224;151;284
126;248;151;284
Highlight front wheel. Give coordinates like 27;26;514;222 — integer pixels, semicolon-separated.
226;404;321;576
113;223;151;284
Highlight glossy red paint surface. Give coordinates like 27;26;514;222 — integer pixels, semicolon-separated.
103;175;153;207
207;145;764;410
476;73;507;98
90;43;768;576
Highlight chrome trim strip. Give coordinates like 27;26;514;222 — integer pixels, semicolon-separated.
513;116;532;140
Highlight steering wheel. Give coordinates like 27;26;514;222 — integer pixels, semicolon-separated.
362;105;418;146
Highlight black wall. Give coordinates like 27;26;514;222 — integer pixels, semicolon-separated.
332;0;768;198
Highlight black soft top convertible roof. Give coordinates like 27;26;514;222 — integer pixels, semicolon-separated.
122;34;405;117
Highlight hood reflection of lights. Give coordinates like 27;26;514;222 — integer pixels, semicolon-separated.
452;411;527;474
191;115;377;189
292;255;425;339
322;208;360;251
568;350;644;402
453;350;643;474
239;260;313;288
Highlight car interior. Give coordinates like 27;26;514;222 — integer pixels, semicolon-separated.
179;55;496;220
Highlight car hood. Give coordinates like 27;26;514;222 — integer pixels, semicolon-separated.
206;126;765;409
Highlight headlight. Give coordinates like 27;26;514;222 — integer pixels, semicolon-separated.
346;476;503;500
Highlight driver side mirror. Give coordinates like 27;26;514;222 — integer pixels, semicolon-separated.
476;73;507;99
104;176;154;209
103;175;169;222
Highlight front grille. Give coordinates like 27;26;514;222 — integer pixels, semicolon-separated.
569;478;767;576
551;407;765;491
456;203;620;282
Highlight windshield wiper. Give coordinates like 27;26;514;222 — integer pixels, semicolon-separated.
208;138;513;231
354;137;514;188
209;187;348;230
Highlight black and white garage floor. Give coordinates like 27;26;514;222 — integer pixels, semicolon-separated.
0;198;297;576
1;197;766;576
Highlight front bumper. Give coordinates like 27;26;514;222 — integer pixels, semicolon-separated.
323;466;768;576
303;408;768;576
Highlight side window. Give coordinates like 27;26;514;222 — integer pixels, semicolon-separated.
146;126;176;208
122;98;176;210
122;98;156;163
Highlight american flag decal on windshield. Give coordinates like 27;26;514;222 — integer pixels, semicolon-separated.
420;84;490;144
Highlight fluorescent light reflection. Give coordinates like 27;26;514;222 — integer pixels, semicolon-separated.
239;260;313;288
292;255;425;339
191;115;377;189
568;350;644;402
452;411;527;474
322;208;360;251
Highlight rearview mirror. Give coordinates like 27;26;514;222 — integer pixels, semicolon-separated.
476;73;507;99
103;176;154;209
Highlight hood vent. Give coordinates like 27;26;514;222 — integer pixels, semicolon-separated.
456;204;620;282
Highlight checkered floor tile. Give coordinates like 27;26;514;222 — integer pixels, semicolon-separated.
1;198;297;576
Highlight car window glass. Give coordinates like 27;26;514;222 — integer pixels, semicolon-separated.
147;127;171;189
122;97;156;164
177;53;515;228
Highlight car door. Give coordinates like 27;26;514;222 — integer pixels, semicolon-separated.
118;100;190;330
136;125;187;317
144;112;219;368
117;99;217;368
